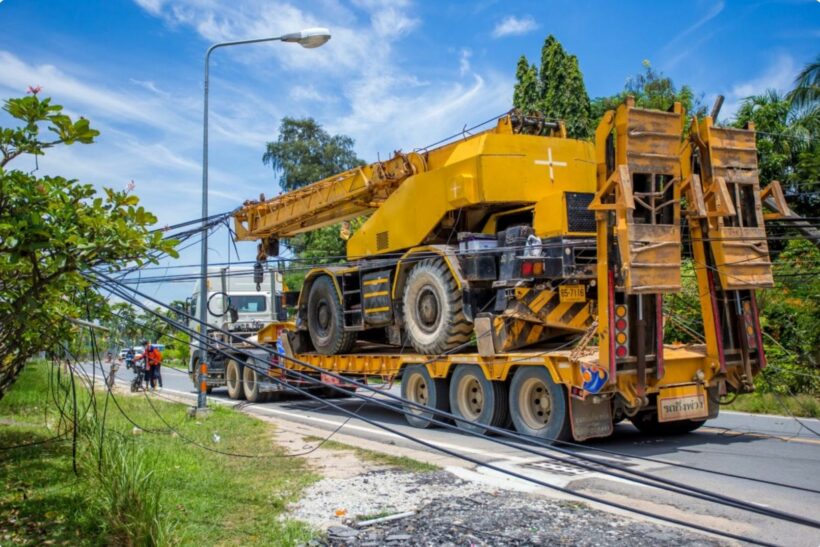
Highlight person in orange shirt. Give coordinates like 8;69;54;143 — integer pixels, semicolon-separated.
134;340;163;391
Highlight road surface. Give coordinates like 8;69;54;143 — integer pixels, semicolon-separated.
86;361;820;546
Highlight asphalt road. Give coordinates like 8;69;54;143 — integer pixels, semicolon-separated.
88;361;820;546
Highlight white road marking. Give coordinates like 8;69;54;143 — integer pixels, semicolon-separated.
155;386;529;462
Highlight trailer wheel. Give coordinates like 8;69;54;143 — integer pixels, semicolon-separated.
242;365;267;403
307;276;357;355
402;364;449;428
509;367;571;443
225;359;245;400
449;365;508;434
630;410;706;436
402;259;471;355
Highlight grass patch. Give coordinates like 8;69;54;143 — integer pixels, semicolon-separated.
0;361;319;545
725;392;820;418
303;436;438;472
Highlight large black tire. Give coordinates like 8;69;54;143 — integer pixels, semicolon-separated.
402;364;449;428
226;359;245;400
307;276;357;355
402;259;471;354
242;365;268;403
509;367;571;443
449;365;508;434
630;410;706;436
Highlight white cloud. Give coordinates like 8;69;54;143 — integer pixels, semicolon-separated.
0;51;192;133
289;84;336;103
132;0;513;159
133;0;164;15
667;1;724;47
491;15;537;38
459;48;472;76
129;78;169;97
722;54;798;118
660;1;723;69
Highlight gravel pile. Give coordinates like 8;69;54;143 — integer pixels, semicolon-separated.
291;470;489;528
293;470;724;546
326;493;724;546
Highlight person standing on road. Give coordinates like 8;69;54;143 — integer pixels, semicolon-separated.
105;351;118;388
134;340;163;391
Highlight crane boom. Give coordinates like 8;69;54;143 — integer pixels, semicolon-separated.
232;113;562;253
233;150;425;242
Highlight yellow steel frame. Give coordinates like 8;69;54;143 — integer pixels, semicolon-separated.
259;319;715;408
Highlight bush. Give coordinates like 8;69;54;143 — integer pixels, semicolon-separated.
84;433;174;546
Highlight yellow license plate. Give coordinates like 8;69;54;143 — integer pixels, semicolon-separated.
559;284;586;303
658;385;708;422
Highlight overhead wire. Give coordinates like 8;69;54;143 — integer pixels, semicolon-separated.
90;271;820;533
89;280;807;545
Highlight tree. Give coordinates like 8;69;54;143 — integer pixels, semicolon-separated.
732;89;818;217
590;60;705;123
262;117;365;280
512;35;592;138
263;117;364;192
512;55;538;115
0;92;177;398
788;54;820;111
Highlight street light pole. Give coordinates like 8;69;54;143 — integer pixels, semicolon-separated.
197;28;331;412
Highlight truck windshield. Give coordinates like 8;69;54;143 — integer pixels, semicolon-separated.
229;295;267;313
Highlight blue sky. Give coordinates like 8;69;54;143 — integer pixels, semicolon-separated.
1;0;818;302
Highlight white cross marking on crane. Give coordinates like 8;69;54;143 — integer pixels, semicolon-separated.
451;180;461;199
534;148;567;182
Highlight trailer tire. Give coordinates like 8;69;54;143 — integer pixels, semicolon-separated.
307;276;357;355
402;259;471;355
631;410;706;436
242;365;266;403
449;365;508;434
402;365;449;428
509;367;571;443
225;359;245;400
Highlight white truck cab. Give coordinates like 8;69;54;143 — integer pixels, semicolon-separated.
188;267;283;382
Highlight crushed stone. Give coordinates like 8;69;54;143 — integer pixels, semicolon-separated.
291;469;726;546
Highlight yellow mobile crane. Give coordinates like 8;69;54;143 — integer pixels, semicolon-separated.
218;100;784;442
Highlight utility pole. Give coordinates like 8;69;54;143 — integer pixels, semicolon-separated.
194;28;331;417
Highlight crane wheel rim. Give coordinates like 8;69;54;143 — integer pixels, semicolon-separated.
456;374;484;421
405;372;429;414
518;377;552;429
316;299;331;333
415;285;442;334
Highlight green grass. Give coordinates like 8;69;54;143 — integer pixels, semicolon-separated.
0;361;319;546
725;392;820;418
302;436;438;472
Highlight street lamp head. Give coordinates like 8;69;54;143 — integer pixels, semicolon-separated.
280;27;331;48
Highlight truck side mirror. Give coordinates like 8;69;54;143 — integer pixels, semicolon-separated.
229;307;239;323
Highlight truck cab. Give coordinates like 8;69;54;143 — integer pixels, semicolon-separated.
188;267;283;387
